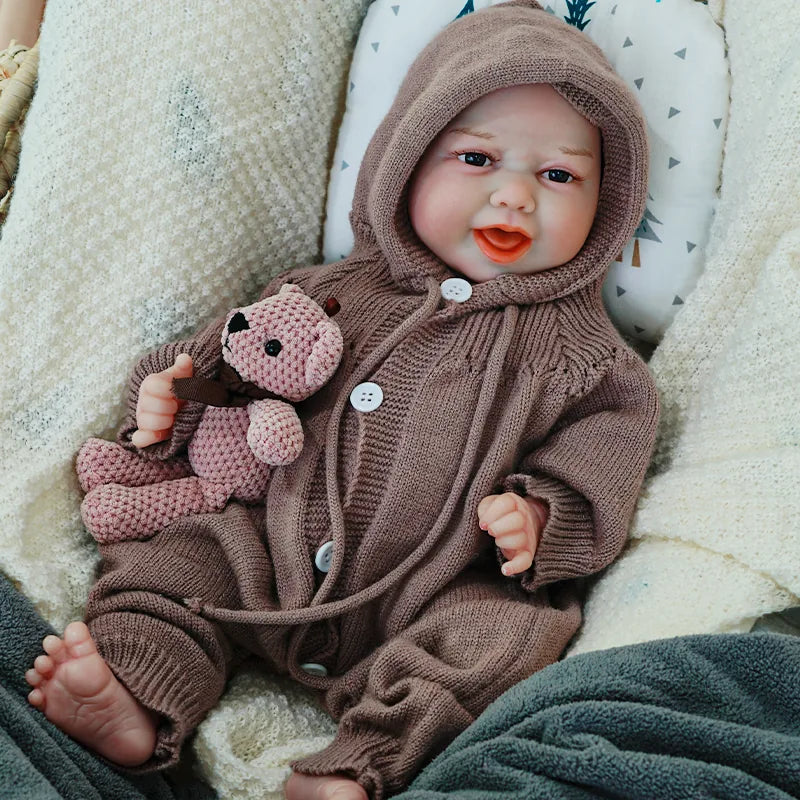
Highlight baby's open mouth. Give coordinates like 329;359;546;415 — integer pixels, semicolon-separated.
473;226;532;264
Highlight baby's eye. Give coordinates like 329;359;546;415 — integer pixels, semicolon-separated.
457;152;492;167
545;169;575;184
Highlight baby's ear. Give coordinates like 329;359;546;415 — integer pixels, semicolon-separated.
278;283;303;295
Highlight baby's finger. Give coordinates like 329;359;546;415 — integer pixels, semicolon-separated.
485;510;525;537
137;394;179;416
168;353;193;379
493;531;527;551
131;428;171;449
135;410;175;434
501;551;534;577
477;495;498;520
478;494;518;529
140;374;177;400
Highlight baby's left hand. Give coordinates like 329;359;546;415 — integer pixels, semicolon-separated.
478;492;548;576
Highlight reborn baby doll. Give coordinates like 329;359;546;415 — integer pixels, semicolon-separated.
26;3;660;799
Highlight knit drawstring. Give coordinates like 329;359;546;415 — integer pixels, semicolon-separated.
190;292;518;627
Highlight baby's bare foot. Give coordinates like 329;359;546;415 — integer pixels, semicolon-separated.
25;621;158;767
284;771;368;800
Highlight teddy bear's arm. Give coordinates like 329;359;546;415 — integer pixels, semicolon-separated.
246;399;305;466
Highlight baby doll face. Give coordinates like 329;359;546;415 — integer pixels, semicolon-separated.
408;84;602;282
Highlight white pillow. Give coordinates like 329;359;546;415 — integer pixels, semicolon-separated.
323;0;729;344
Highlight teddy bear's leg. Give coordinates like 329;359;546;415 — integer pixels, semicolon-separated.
76;438;193;493
80;477;233;543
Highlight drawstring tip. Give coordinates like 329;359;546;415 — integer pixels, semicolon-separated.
184;597;203;614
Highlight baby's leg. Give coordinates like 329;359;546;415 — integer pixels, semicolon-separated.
284;772;367;800
26;621;159;767
294;571;582;796
78;503;258;769
76;437;192;493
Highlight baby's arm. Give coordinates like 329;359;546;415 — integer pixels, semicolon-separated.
119;265;311;454
131;354;193;448
115;315;227;458
477;493;548;576
494;351;659;592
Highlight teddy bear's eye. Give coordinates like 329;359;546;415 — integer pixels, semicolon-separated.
265;339;282;356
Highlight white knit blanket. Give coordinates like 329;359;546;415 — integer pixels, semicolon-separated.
0;1;362;794
570;0;800;654
0;0;796;796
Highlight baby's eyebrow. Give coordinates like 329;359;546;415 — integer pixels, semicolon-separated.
445;126;495;140
446;128;594;159
559;145;595;158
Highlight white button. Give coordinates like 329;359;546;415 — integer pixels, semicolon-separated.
314;541;334;572
440;277;472;303
349;382;383;412
300;662;328;677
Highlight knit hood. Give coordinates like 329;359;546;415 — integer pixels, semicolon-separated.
349;0;648;308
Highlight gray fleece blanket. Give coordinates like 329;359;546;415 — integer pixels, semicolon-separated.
0;573;215;800
3;568;799;799
398;632;800;800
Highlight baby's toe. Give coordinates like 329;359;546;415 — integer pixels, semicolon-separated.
32;655;54;678
41;635;67;663
63;622;96;658
27;688;45;708
25;667;44;686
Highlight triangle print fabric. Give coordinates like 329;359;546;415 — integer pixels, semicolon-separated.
324;0;728;343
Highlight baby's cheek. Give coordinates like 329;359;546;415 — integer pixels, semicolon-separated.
412;190;461;248
550;204;594;264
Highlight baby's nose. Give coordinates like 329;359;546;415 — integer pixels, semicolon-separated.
489;176;536;213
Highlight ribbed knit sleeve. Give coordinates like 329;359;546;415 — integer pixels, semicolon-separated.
502;351;659;591
116;317;226;460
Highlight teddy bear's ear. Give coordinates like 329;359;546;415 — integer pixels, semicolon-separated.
278;283;303;295
226;311;250;334
305;320;344;391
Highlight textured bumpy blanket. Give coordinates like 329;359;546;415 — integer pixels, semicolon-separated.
0;0;798;797
0;1;357;794
396;632;800;800
0;574;215;800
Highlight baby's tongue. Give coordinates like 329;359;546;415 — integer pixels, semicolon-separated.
481;228;527;249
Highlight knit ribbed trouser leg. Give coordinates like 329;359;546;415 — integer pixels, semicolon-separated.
84;504;267;771
294;571;583;799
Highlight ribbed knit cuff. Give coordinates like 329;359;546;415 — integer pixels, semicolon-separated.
502;473;595;591
116;318;226;460
88;611;226;772
291;724;395;800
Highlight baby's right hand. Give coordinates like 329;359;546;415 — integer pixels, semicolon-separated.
131;354;193;448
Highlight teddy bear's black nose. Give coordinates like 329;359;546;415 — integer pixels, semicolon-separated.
227;312;250;334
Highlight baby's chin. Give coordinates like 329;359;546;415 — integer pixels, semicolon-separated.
450;253;558;283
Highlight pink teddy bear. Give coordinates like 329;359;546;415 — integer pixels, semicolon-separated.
77;284;343;543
